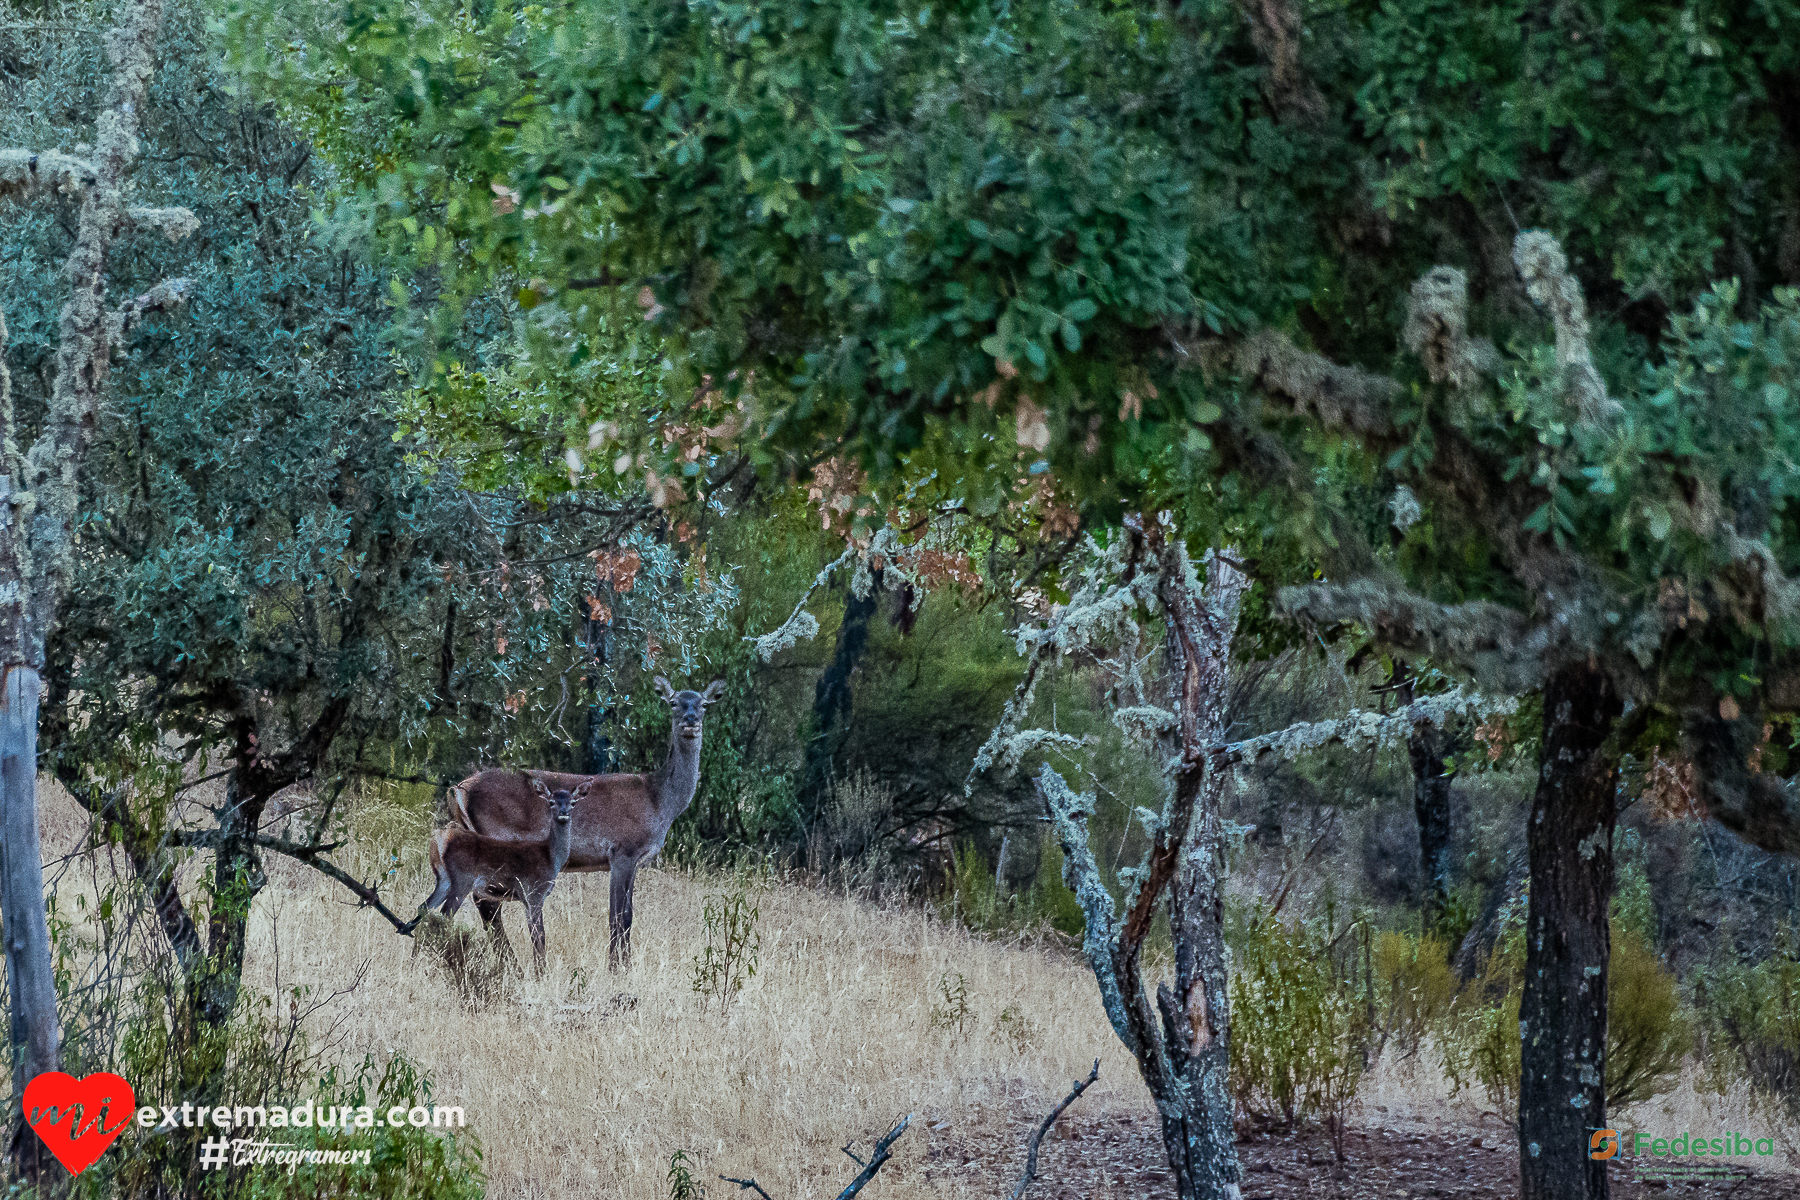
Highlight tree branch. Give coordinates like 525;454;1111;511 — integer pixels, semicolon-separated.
1278;577;1546;694
0;149;97;201
717;1114;911;1200
1008;1061;1100;1200
833;1114;910;1200
1514;230;1621;432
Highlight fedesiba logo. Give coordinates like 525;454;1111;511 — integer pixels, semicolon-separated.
1590;1127;1779;1161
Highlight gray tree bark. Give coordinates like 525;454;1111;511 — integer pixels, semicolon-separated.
1036;524;1247;1200
0;0;188;1173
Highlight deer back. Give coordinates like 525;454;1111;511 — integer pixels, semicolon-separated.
433;826;559;902
452;769;662;872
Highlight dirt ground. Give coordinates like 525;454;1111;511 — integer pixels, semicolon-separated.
923;1104;1800;1199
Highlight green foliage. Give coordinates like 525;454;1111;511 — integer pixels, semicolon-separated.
1227;906;1368;1139
1371;930;1457;1061
991;1003;1043;1056
667;1150;708;1200
243;1053;486;1200
1607;930;1692;1110
928;970;973;1039
1442;909;1688;1116
691;884;761;1012
1694;930;1800;1121
941;837;1085;940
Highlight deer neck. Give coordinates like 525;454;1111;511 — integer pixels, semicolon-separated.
651;728;703;819
549;817;573;876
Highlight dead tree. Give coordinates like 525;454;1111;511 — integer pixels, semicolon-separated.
0;0;191;1175
972;521;1506;1200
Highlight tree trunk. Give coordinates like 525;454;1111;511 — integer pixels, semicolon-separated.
799;568;881;817
1032;533;1247;1200
1;666;58;1177
1518;662;1620;1200
1159;761;1240;1194
1157;552;1247;1200
0;0;185;1172
1408;720;1455;929
583;592;612;774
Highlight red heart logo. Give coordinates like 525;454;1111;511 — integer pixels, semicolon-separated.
22;1071;135;1175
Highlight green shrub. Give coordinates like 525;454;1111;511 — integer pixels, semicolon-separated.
1694;931;1800;1121
244;1053;486;1200
691;884;761;1012
667;1149;708;1199
930;970;974;1038
1372;930;1456;1061
1228;906;1367;1152
942;837;1084;939
1607;928;1691;1109
1442;914;1688;1117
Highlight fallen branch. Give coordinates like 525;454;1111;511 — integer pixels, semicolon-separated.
719;1113;912;1200
1009;1060;1101;1200
835;1114;911;1199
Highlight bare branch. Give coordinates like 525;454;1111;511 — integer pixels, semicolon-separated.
746;544;853;661
110;276;193;338
1008;1061;1101;1200
125;205;197;240
1278;577;1545;694
1231;329;1401;441
1203;685;1515;771
718;1113;910;1200
834;1113;910;1200
1403;266;1497;390
252;834;416;934
0;149;97;202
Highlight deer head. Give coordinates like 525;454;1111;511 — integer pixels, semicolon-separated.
653;677;727;744
530;778;589;874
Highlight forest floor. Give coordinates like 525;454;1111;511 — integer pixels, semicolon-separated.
929;1102;1800;1199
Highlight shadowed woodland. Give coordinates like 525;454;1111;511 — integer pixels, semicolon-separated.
0;1;1799;1199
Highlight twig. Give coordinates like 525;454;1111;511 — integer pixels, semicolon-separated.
835;1114;911;1200
718;1113;913;1200
1008;1061;1100;1200
250;834;416;934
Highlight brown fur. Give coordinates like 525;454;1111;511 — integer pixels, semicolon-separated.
448;677;724;968
413;780;584;974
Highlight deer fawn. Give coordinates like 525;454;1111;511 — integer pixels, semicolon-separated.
446;677;725;969
411;778;589;974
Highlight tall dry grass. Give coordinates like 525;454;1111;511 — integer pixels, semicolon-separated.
30;780;1800;1195
186;783;1150;1199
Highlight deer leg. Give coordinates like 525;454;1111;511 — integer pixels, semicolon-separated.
408;868;452;933
608;859;638;971
526;900;548;977
475;895;518;969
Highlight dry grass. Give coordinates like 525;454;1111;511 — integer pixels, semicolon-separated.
250;866;1153;1198
31;780;1800;1197
41;779;1143;1199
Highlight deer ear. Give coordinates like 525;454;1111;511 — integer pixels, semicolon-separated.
701;680;727;705
530;778;552;803
653;675;675;702
573;780;594;801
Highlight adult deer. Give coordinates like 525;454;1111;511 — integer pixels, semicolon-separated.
448;677;725;968
411;779;588;974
